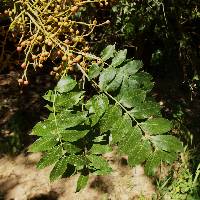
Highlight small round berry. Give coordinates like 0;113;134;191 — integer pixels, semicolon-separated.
17;46;22;52
18;79;23;84
4;10;9;15
32;55;37;60
48;41;53;46
50;71;55;76
62;55;67;61
69;28;74;33
74;55;82;62
64;39;70;44
39;57;45;61
24;80;29;85
21;41;26;47
53;67;58;71
21;63;26;68
37;36;43;41
93;20;97;25
57;50;62;56
68;53;73;58
64;22;68;27
71;6;79;13
105;20;111;24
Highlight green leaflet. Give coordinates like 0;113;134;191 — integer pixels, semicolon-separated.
29;136;58;152
88;63;102;79
111;49;127;67
151;135;183;152
43;90;54;102
61;129;89;142
130;101;161;119
121;60;143;75
99;67;116;91
128;140;152;166
76;173;89;192
63;142;81;154
100;44;115;61
119;88;146;108
145;150;177;176
118;75;140;99
86;94;109;126
144;150;161;176
140;118;172;135
37;146;63;169
55;76;77;93
89;144;112;155
45;104;54;112
99;105;122;133
56;111;88;129
55;91;84;109
50;156;69;182
133;72;154;91
67;155;89;167
31;120;57;137
110;114;132;143
87;154;112;174
118;127;150;166
106;68;124;92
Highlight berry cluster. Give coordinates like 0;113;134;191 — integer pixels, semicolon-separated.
7;0;109;85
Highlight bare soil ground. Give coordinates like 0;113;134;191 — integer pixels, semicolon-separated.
0;152;155;200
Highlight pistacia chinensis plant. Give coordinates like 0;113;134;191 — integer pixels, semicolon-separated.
29;45;183;191
8;0;110;85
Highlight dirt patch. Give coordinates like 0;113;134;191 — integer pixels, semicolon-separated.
0;153;155;200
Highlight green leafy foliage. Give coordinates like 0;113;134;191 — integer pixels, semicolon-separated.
29;46;182;191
